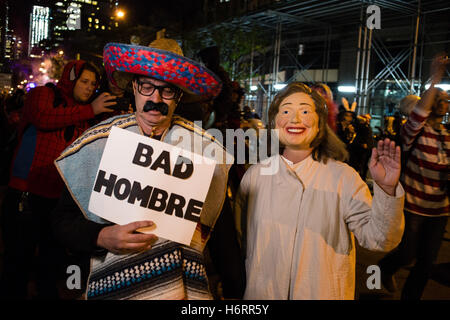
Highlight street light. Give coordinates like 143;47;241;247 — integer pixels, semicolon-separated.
338;85;357;93
274;83;286;90
116;9;125;19
425;83;450;91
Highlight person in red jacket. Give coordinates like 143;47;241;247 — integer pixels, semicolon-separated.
0;60;116;299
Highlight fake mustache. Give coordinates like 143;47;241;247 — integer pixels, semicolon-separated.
143;101;169;116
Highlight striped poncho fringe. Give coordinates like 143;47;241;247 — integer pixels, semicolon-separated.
87;240;211;300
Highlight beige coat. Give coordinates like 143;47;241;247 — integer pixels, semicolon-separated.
235;154;405;300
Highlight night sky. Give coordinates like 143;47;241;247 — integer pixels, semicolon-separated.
9;0;33;41
8;0;183;43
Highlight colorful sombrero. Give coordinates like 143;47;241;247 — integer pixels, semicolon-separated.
103;39;222;102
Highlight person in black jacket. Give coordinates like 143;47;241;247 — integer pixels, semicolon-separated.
350;114;374;180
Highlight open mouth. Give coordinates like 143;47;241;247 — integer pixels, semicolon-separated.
286;127;305;134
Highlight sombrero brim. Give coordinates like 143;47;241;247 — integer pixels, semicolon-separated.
103;43;222;103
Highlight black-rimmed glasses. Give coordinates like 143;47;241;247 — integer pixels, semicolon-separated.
136;80;181;100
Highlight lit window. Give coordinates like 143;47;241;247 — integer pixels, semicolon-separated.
101;25;105;30
92;1;97;5
95;25;98;29
115;22;118;27
95;19;99;23
88;17;92;22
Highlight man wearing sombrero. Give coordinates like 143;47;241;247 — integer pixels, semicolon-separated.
52;38;232;300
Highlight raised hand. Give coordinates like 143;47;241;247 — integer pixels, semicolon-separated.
91;92;117;115
96;220;158;255
368;138;401;196
430;53;449;85
415;54;449;114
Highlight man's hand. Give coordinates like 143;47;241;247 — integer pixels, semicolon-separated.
96;221;158;255
430;53;449;85
417;54;449;113
91;92;117;115
368;138;401;196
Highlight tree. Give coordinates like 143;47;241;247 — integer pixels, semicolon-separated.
48;54;67;81
183;25;269;86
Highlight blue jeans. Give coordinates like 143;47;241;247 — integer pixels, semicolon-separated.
379;210;448;300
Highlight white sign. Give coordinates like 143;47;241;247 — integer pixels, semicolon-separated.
88;126;216;245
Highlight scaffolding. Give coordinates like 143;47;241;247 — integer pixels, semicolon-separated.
195;0;450;121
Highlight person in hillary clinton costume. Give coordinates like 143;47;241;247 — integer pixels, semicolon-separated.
51;38;234;300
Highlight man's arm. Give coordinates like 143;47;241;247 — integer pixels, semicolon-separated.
52;186;108;255
28;87;115;131
52;186;159;256
28;87;95;131
401;54;449;150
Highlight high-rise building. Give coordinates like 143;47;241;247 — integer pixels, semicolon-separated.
82;0;121;33
0;1;10;71
28;1;122;57
13;36;24;61
29;5;50;57
5;31;15;60
44;0;122;54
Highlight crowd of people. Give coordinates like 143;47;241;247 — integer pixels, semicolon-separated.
0;34;448;300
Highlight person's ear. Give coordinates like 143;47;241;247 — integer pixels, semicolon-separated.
132;80;137;95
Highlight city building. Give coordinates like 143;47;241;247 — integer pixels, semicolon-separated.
29;5;50;57
28;0;122;57
0;1;10;72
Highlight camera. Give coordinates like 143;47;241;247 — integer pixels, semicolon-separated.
90;90;134;112
107;95;133;112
